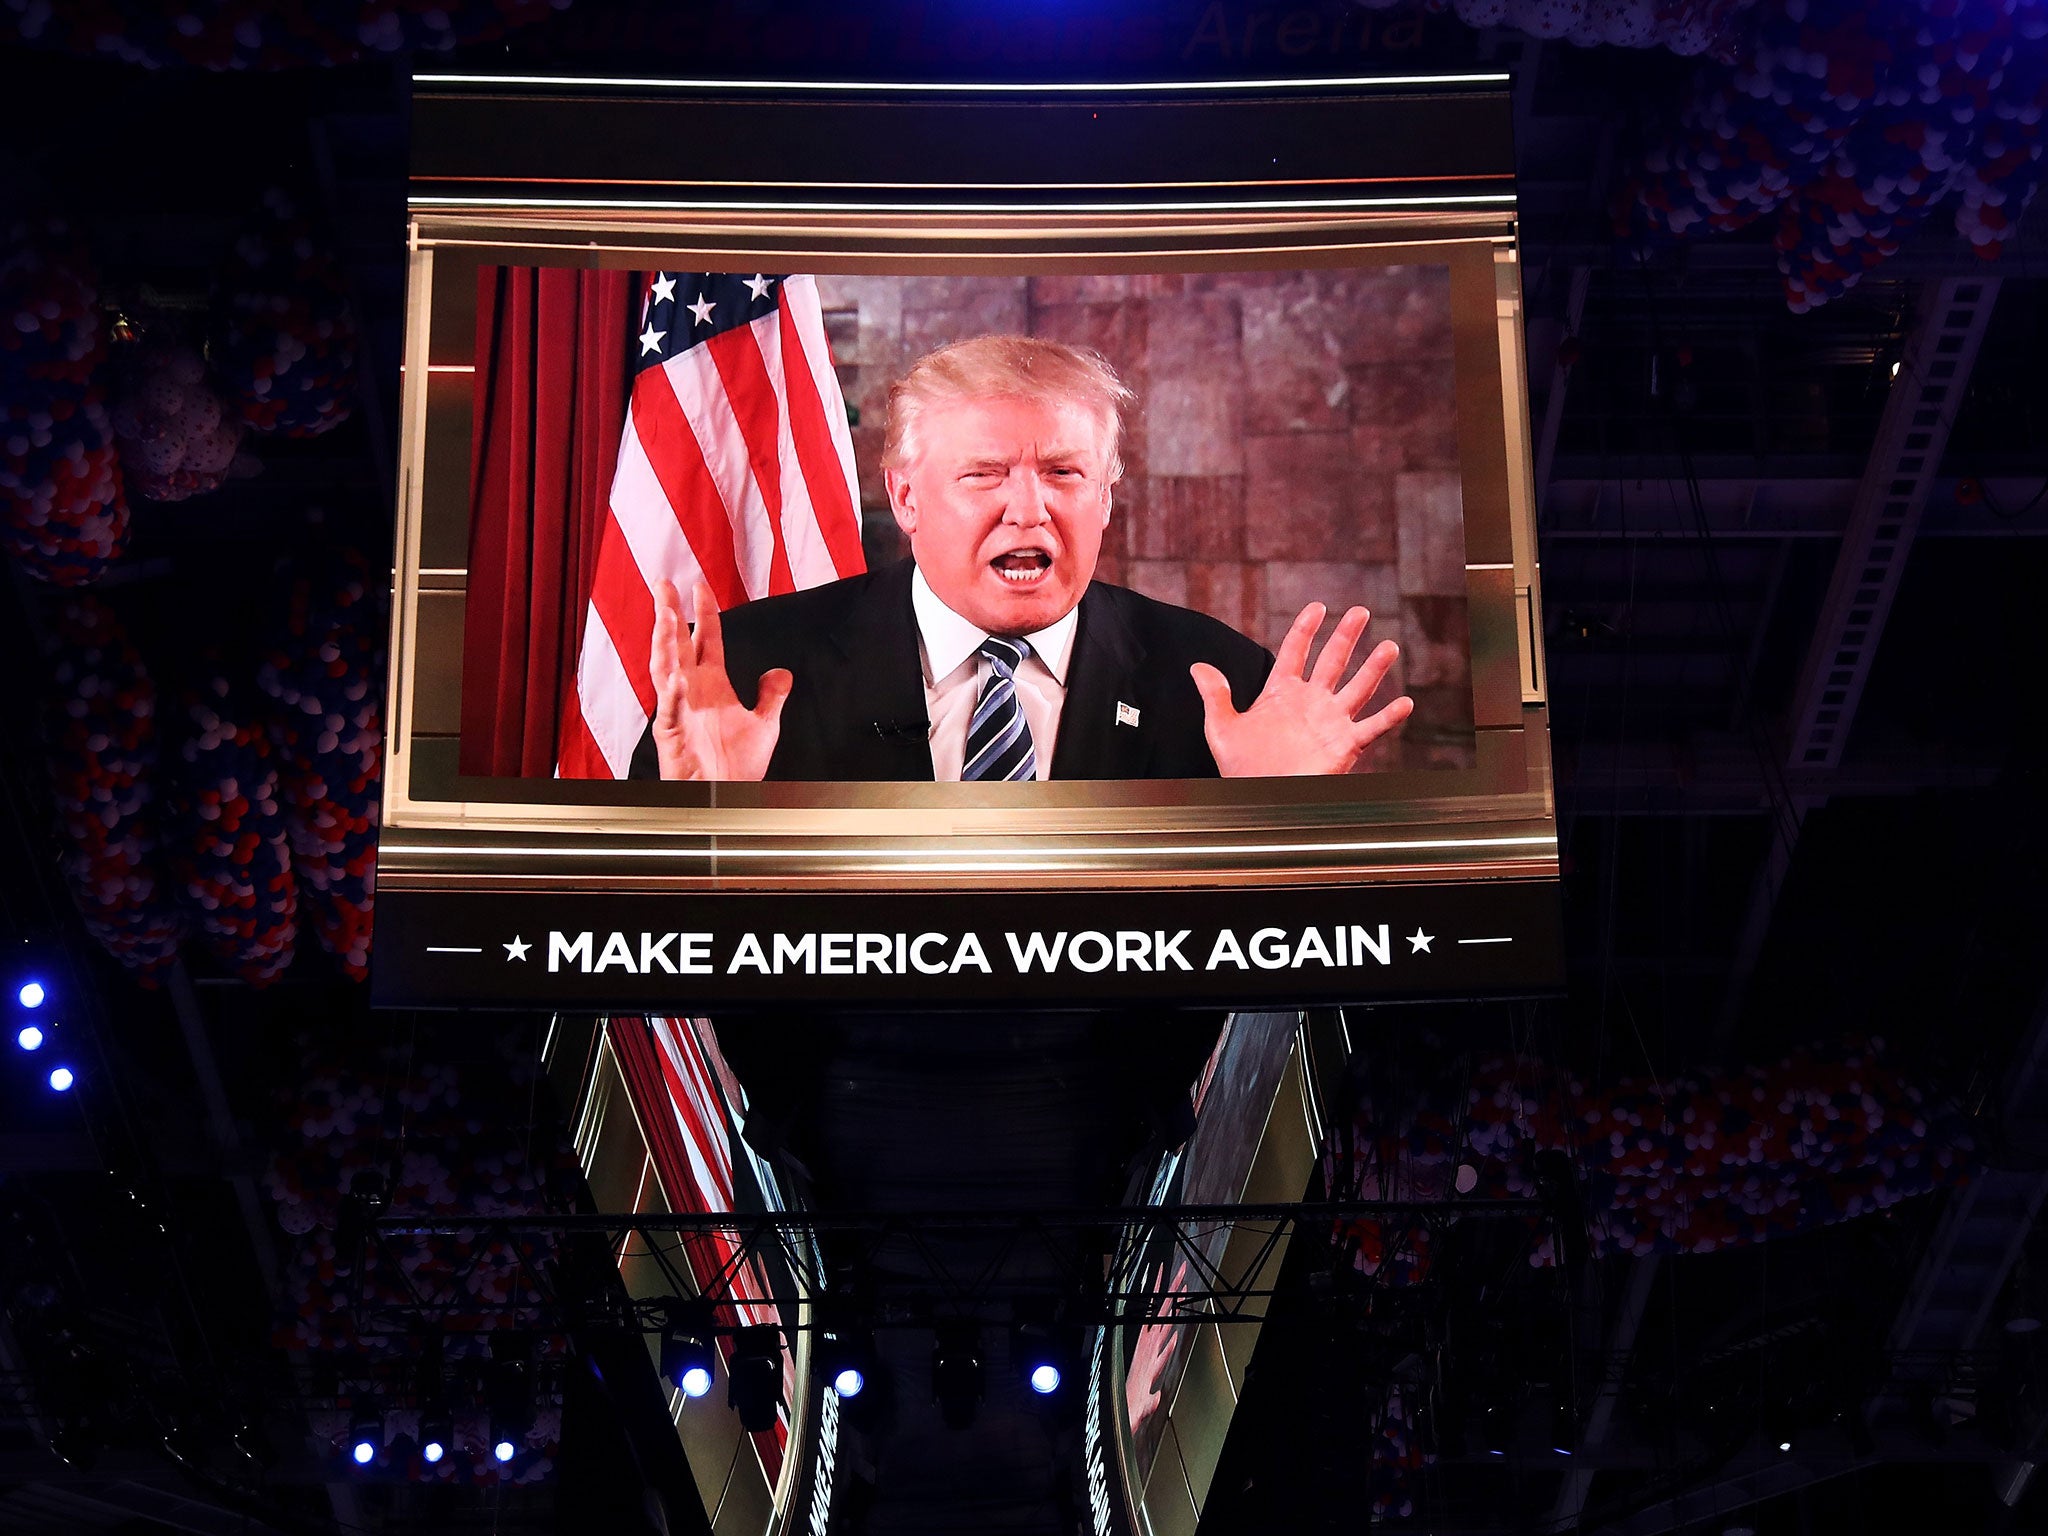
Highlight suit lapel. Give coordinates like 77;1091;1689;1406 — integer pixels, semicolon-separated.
826;561;935;781
1052;585;1149;780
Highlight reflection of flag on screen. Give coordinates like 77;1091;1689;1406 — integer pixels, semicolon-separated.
644;1018;783;1337
614;1015;793;1471
557;272;866;778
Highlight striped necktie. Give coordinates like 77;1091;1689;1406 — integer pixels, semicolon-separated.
961;636;1037;782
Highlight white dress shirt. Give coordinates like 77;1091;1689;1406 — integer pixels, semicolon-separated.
911;566;1079;781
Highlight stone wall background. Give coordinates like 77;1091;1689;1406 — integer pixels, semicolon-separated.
815;267;1474;771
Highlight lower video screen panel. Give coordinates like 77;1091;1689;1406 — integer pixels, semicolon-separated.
374;879;1562;1008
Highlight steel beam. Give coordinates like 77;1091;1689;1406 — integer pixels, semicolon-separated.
372;1198;1542;1237
1885;982;2048;1366
353;1200;1544;1338
1785;277;2002;770
1588;1456;1871;1536
1545;474;2047;540
1557;741;1999;815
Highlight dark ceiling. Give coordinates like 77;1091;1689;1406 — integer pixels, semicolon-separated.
2;4;2047;1536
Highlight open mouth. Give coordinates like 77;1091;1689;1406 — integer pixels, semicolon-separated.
990;549;1053;586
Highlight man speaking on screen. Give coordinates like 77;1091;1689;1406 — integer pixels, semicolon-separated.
633;335;1413;783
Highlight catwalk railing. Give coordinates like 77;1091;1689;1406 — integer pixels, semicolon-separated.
346;1199;1546;1337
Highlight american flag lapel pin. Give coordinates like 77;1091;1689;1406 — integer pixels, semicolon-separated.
1116;701;1141;728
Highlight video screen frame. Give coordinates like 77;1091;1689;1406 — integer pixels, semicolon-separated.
384;129;1551;898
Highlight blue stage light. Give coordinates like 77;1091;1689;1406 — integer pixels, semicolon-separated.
17;1025;43;1052
348;1410;382;1467
420;1402;453;1464
419;1401;453;1465
18;981;46;1009
493;1439;517;1463
660;1298;718;1399
48;1066;74;1093
818;1325;874;1407
1011;1319;1069;1401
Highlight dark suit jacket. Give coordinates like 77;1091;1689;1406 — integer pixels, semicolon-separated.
630;559;1274;781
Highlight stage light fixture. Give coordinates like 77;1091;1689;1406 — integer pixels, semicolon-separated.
18;980;46;1009
49;1417;100;1472
1480;1401;1512;1456
230;1418;277;1471
729;1324;785;1434
1550;1394;1576;1456
48;1066;74;1093
419;1404;453;1464
816;1322;876;1401
933;1321;985;1431
17;1024;43;1051
659;1297;718;1399
1013;1316;1073;1401
1414;1394;1444;1458
348;1410;382;1467
486;1333;534;1464
1762;1394;1805;1457
487;1397;527;1464
411;1333;453;1465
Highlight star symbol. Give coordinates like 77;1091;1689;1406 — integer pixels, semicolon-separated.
504;936;531;962
638;324;666;357
1407;929;1434;954
649;273;677;306
743;273;773;301
686;293;716;326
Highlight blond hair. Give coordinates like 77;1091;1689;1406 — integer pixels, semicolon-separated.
880;334;1133;478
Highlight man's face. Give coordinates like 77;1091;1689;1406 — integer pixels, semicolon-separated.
886;393;1115;636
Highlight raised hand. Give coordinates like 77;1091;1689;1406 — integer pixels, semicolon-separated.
1191;602;1414;777
649;579;793;782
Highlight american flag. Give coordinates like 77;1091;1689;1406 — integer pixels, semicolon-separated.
557;272;866;778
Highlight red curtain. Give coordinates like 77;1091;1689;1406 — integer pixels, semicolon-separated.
460;266;637;777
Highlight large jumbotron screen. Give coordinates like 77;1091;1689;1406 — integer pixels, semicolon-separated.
373;74;1559;1009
